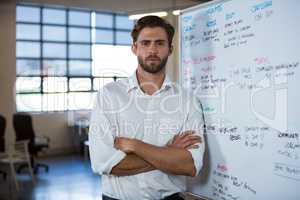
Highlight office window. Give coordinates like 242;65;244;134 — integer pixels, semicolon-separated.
17;59;40;75
43;26;66;41
16;6;40;23
16;77;41;93
95;13;113;28
17;41;40;58
17;24;40;40
116;15;133;29
43;77;68;93
69;60;91;76
42;60;67;76
43;8;66;24
92;44;136;76
69;27;91;43
69;10;90;26
16;5;136;112
95;29;113;44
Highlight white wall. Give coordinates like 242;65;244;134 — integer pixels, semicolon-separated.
0;0;17;150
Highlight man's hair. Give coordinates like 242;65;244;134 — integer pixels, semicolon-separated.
131;15;175;47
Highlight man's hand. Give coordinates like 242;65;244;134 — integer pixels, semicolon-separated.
114;137;138;153
168;130;202;149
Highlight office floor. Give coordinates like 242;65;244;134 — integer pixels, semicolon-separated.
0;154;101;200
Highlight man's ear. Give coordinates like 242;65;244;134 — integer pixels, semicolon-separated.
131;43;137;55
169;45;173;55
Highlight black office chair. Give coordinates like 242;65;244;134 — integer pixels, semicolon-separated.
0;115;7;180
13;113;50;174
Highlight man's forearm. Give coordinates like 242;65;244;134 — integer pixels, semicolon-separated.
132;140;196;177
113;132;201;177
111;154;155;176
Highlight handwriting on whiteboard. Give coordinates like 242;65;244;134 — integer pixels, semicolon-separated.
212;165;257;199
274;162;300;181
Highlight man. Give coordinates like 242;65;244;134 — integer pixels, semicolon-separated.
89;15;205;200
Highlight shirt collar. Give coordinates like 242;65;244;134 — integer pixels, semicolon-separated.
127;71;139;93
126;71;173;93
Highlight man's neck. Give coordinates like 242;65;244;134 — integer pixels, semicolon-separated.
136;67;166;95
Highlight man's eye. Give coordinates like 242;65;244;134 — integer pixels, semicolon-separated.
141;41;150;46
157;41;165;46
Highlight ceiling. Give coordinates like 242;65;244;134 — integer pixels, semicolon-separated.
18;0;213;13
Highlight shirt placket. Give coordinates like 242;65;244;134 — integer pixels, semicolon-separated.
140;94;159;199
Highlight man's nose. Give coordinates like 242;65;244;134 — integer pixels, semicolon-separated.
148;43;158;54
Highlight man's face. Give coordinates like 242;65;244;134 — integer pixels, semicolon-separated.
132;27;173;74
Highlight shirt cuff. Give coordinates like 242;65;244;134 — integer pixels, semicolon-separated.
188;146;204;176
101;150;127;174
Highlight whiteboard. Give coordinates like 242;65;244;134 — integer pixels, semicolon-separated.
179;0;300;199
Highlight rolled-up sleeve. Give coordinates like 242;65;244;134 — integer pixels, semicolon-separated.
182;95;206;176
89;90;126;175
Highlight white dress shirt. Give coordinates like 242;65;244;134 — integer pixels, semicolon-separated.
89;72;205;200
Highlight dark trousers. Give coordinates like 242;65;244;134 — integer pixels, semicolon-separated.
102;192;184;200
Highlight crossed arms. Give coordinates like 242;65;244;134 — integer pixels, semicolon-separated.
89;91;205;178
111;131;202;177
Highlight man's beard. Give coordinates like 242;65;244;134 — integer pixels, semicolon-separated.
138;55;168;74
